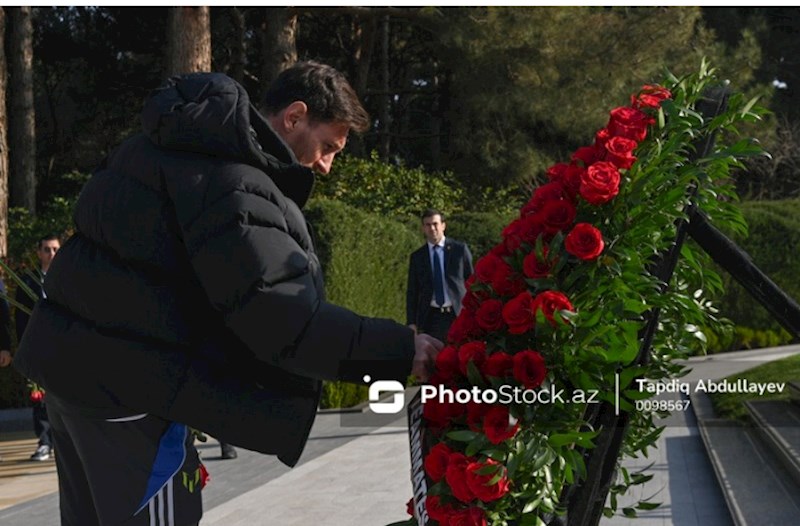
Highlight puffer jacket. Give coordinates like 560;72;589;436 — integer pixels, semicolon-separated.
13;72;415;466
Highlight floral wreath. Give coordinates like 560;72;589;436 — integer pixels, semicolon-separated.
396;62;766;526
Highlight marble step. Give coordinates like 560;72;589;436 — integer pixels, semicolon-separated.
745;399;800;487
693;390;800;526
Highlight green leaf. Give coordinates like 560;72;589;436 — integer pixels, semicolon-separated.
447;430;480;442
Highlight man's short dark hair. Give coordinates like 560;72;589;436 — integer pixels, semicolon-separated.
421;208;445;223
37;234;60;249
262;61;370;133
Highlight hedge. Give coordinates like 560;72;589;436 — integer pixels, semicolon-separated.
712;199;800;334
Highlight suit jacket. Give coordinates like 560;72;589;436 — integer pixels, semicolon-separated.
15;272;43;340
406;238;473;328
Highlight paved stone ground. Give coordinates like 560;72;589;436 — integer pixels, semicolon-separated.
1;345;797;525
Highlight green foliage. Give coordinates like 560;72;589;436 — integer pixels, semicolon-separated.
445;211;516;260
305;198;419;319
436;7;766;188
710;199;800;332
7;195;76;269
319;381;368;410
709;353;800;422
313;151;466;220
704;324;793;353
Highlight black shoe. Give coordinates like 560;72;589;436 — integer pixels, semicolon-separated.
30;445;51;461
220;443;237;460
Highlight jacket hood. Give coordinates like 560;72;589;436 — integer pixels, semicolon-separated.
141;72;315;208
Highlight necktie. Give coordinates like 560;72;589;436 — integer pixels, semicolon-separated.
433;245;445;307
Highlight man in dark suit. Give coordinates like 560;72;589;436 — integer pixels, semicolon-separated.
16;234;60;462
407;209;474;342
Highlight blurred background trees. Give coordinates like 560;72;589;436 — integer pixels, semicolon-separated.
1;5;799;407
0;5;795;220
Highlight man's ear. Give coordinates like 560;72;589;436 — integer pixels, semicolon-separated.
282;101;308;131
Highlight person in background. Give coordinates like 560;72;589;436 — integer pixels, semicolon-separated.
16;234;61;462
406;208;474;342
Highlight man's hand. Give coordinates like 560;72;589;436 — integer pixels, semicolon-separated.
0;350;12;367
411;334;443;382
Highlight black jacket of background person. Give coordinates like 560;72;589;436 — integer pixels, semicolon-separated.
13;72;415;467
15;272;42;340
406;238;474;328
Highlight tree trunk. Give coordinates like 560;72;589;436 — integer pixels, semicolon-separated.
226;7;246;84
165;7;212;77
259;7;297;105
0;9;9;256
354;16;377;99
7;6;35;214
378;15;391;161
350;16;377;156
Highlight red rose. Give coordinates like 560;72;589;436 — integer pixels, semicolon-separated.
580;161;620;205
462;277;490;312
424;442;453;482
490;259;525;297
501;219;525;254
513;350;547;389
448;309;480;344
481;352;513;379
522;181;571;217
547;162;583;197
565;223;605;261
572;145;603;167
474;299;505;332
518;214;545;246
426;495;456;524
449;506;487;526
466;401;492;432
446;453;477;503
458;341;487;376
501;292;536;335
522;247;554;279
465;459;510;502
424;396;466;429
594;127;611;148
434;345;460;383
532;290;574;327
607;106;653;142
631;84;672;109
483;405;520;444
474;253;503;284
199;462;210;489
30;389;44;403
603;136;638;170
538;199;577;234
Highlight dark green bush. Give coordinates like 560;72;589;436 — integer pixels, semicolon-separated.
446;210;517;260
313;151;466;220
306;198;420;320
712;199;800;334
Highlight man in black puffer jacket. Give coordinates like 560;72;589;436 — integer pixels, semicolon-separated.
14;62;442;526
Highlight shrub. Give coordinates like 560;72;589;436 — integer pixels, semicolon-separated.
445;210;517;260
313;151;466;220
711;199;800;333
